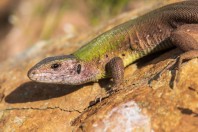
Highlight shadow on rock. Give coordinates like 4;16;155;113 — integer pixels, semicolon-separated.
5;81;90;103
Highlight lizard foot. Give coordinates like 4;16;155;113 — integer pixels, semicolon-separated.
106;83;124;95
89;96;107;107
150;52;198;89
89;91;107;107
148;58;178;86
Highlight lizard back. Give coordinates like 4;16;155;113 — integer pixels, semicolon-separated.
74;1;198;67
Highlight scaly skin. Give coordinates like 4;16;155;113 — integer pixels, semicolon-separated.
28;1;198;86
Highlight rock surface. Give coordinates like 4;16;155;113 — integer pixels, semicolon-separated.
1;0;198;132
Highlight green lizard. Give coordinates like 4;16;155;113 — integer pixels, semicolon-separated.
28;1;198;88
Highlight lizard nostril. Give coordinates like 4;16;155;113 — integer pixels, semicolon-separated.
28;69;36;77
31;71;36;75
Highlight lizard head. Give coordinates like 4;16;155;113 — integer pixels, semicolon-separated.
28;55;100;85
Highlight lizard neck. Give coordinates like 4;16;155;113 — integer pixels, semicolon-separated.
72;25;130;79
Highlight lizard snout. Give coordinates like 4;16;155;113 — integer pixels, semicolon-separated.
27;68;37;80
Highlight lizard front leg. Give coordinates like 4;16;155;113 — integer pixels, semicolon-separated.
170;24;198;82
106;57;124;92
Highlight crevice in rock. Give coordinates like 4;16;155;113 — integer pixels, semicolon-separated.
1;106;81;113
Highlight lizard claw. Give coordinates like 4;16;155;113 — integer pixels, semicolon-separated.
106;82;124;95
89;92;106;107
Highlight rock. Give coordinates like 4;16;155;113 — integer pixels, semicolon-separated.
72;49;198;131
1;0;197;132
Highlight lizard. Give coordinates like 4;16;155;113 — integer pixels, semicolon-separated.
28;1;198;90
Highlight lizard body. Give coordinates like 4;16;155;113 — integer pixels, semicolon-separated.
28;1;198;86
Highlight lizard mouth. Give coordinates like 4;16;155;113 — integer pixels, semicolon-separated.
28;69;48;82
27;68;82;84
28;70;64;83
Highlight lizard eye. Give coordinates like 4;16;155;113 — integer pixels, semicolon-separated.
77;64;81;74
51;63;61;69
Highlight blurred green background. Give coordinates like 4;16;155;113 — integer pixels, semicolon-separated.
0;0;149;62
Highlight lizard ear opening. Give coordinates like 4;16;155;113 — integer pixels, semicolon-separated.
76;64;81;74
51;63;61;70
